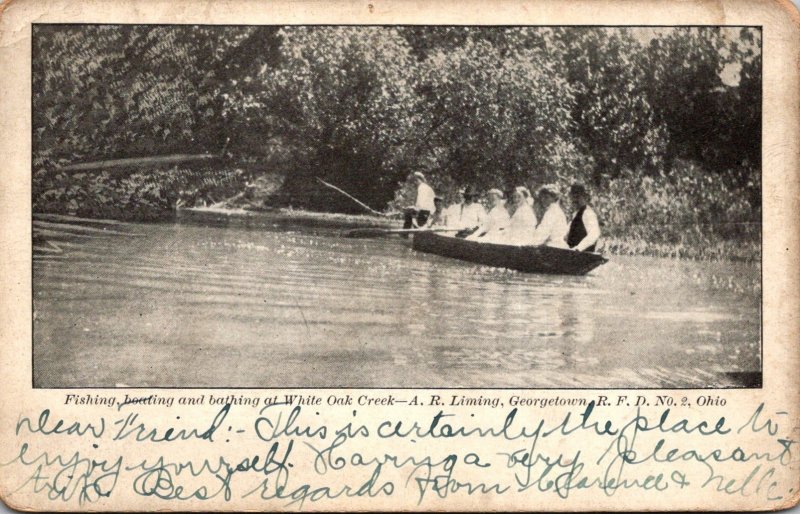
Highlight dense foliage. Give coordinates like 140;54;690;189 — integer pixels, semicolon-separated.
32;25;761;259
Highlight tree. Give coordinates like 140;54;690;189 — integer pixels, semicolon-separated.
548;28;668;185
32;25;264;167
642;28;761;171
412;35;585;192
223;26;421;211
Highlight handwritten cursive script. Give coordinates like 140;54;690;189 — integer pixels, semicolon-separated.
2;397;796;509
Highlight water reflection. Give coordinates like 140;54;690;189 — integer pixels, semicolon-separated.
33;219;760;388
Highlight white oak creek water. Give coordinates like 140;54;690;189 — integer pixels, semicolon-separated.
32;220;760;388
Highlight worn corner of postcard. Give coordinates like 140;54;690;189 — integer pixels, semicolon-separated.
1;0;799;512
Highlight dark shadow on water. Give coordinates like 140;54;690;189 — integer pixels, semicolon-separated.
724;372;762;388
176;208;396;233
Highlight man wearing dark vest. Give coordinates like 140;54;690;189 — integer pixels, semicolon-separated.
567;183;601;252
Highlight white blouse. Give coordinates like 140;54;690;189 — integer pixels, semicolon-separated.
448;202;486;230
532;202;569;248
468;204;510;240
492;203;537;245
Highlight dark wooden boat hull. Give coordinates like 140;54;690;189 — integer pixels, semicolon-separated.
412;231;608;275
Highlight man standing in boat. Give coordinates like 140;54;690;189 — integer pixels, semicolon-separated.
567;183;601;252
404;172;436;230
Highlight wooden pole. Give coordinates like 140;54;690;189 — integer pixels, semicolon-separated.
315;177;389;217
344;227;458;238
58;153;217;172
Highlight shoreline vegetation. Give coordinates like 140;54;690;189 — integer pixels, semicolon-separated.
33;162;760;263
176;204;759;263
32;26;761;263
36;185;759;263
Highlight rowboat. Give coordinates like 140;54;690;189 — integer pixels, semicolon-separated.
412;231;608;275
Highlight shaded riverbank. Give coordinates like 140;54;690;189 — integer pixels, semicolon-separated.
33;204;760;262
171;206;760;262
33;158;760;263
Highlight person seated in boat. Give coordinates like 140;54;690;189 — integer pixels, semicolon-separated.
530;184;569;248
441;188;464;229
425;196;447;227
454;186;487;238
567;183;601;252
483;186;537;245
467;188;509;240
403;171;436;230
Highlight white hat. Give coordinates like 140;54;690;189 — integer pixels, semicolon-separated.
413;172;426;181
487;188;505;198
538;184;560;197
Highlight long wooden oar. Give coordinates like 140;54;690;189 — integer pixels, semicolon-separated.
345;227;459;238
315;177;391;217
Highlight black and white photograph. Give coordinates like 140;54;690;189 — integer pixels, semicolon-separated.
31;24;762;389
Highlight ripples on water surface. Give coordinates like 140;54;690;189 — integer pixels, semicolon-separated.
33;218;761;388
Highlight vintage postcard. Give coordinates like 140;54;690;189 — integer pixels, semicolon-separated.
1;0;799;511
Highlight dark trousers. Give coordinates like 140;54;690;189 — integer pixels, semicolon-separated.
403;210;430;229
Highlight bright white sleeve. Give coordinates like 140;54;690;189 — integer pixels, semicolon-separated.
494;209;510;230
530;209;552;246
477;206;487;225
415;184;436;212
576;208;601;251
474;208;505;237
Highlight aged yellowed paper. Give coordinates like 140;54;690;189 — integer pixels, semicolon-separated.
1;0;799;511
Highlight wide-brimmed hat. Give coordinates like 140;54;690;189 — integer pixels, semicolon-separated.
538;184;560;197
487;188;505;198
413;171;426;181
